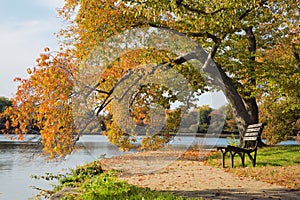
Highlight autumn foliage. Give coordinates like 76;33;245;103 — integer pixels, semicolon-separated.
2;0;300;157
3;49;77;158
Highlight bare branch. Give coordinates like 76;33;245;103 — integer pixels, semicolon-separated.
85;82;110;96
94;70;134;116
94;89;110;95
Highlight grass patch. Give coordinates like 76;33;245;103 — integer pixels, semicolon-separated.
206;145;300;167
205;145;300;189
52;161;198;200
62;172;194;200
256;145;300;166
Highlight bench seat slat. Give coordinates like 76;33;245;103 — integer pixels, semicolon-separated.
246;127;261;132
243;136;258;141
245;132;259;136
247;123;263;128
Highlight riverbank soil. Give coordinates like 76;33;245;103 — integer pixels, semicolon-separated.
101;149;300;200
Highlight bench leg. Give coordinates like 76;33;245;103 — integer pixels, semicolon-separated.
220;150;227;168
247;151;257;167
238;152;245;167
222;152;225;168
247;153;254;167
252;150;257;167
230;152;235;168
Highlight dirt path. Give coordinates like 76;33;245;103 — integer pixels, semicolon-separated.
101;149;300;200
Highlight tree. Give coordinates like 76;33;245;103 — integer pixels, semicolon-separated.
4;0;299;156
197;105;213;133
3;50;77;158
257;36;300;144
60;0;299;143
259;91;300;144
0;96;12;130
0;97;11;113
194;104;238;134
223;105;239;134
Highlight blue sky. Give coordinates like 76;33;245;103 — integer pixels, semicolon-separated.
0;0;64;97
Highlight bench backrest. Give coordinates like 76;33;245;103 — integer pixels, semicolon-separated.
242;123;264;148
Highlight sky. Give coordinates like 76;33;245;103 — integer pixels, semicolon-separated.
0;0;65;98
0;0;227;108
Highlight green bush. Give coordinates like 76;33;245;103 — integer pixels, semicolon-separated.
58;161;104;187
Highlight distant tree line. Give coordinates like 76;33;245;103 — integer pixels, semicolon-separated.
194;103;300;143
178;104;239;134
0;96;39;135
2;92;298;145
0;97;11;131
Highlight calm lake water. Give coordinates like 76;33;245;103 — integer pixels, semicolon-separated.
0;134;298;200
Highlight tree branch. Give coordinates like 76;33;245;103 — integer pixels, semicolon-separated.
188;32;219;43
94;70;134;116
244;26;256;56
132;21;222;47
292;44;300;70
176;0;225;15
85;83;110;95
238;8;254;20
238;1;267;21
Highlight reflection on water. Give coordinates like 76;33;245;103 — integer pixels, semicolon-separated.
0;134;298;200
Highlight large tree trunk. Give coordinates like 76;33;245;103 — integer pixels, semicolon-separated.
243;98;258;123
244;26;259;124
244;26;266;146
201;56;253;137
173;45;254;137
202;56;268;146
198;26;267;146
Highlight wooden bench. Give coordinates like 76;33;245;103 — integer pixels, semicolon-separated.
217;123;265;168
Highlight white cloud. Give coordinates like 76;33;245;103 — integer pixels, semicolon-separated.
0;18;61;97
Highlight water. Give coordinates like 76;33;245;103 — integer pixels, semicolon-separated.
0;135;133;200
0;134;298;200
